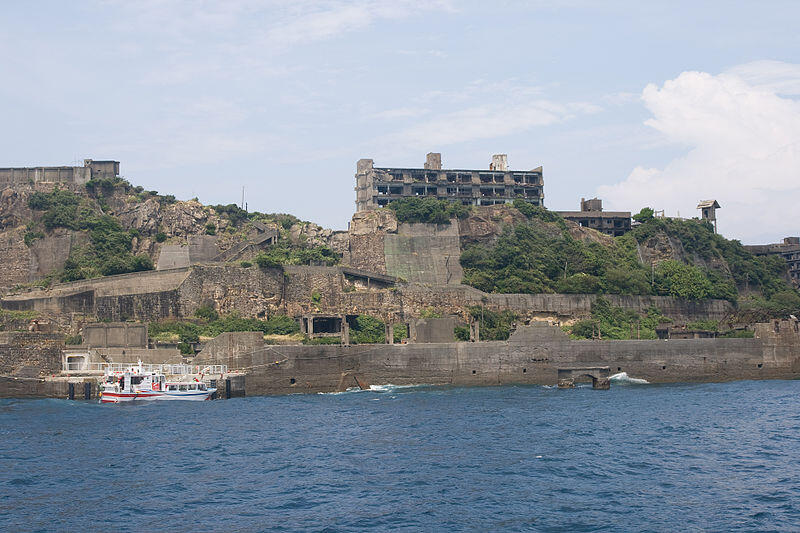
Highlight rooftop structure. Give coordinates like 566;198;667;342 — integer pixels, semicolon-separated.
0;158;119;188
556;198;631;237
355;153;544;212
697;200;721;233
744;237;800;285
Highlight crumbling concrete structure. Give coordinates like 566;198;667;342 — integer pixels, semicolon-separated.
556;198;631;237
0;158;119;188
355;153;544;211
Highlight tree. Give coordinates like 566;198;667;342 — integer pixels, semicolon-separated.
633;207;655;223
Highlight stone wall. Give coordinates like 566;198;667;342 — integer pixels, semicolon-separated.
178;264;285;318
384;221;463;284
0;228;30;288
1;264;735;327
0;332;63;377
83;322;147;348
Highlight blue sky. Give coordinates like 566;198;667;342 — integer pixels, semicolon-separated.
1;1;799;243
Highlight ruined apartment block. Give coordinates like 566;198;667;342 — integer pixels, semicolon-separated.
745;237;800;284
355;153;544;212
556;197;631;237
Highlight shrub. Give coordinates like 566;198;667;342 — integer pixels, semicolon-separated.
155;232;167;243
388;197;469;224
194;305;219;321
204;223;216;235
254;244;339;267
393;323;408;343
240;260;252;268
468;307;516;341
350;315;385;344
512;199;566;227
454;325;470;341
211;204;250;226
632;207;655;223
65;334;83;345
23;230;44;247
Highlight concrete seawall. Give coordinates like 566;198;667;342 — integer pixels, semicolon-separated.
2;321;797;399
193;321;800;396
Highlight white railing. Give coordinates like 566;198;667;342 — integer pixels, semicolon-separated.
64;362;228;375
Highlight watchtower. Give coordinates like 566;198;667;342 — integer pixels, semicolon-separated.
697;200;721;233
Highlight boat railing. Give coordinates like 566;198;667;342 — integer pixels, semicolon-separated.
71;362;229;375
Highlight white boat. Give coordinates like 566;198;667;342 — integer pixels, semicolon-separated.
100;362;216;403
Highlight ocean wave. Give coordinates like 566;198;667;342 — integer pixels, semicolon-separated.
609;372;650;385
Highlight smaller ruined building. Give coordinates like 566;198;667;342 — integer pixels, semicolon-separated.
355;153;544;211
556;197;631;237
0;159;119;188
745;237;800;285
697;199;721;233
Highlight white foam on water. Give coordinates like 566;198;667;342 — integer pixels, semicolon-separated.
609;372;650;385
368;383;426;393
317;384;427;395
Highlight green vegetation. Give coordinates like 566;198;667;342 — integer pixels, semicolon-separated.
65;334;83;345
149;313;300;345
393;323;408;343
204;223;216;235
254;244;340;268
687;320;719;331
512;199;567;229
454;325;470;341
23;230;44;247
469;306;517;341
461;204;799;316
565;298;671;340
27;189;154;281
240;260;252;268
210;204;301;230
387;197;469;224
461;217;649;295
349;315;385;344
155;232;167;243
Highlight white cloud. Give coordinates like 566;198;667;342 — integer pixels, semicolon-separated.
724;60;800;96
105;0;456;83
598;63;800;243
372;80;600;152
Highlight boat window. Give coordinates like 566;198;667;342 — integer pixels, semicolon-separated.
198;384;206;390
189;384;197;390
168;385;177;391
179;384;188;391
131;376;143;385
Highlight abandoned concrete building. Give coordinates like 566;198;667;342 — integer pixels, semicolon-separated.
0;158;120;187
745;237;800;284
556;197;631;237
355;153;544;211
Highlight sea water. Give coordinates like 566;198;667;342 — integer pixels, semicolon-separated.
1;380;798;532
